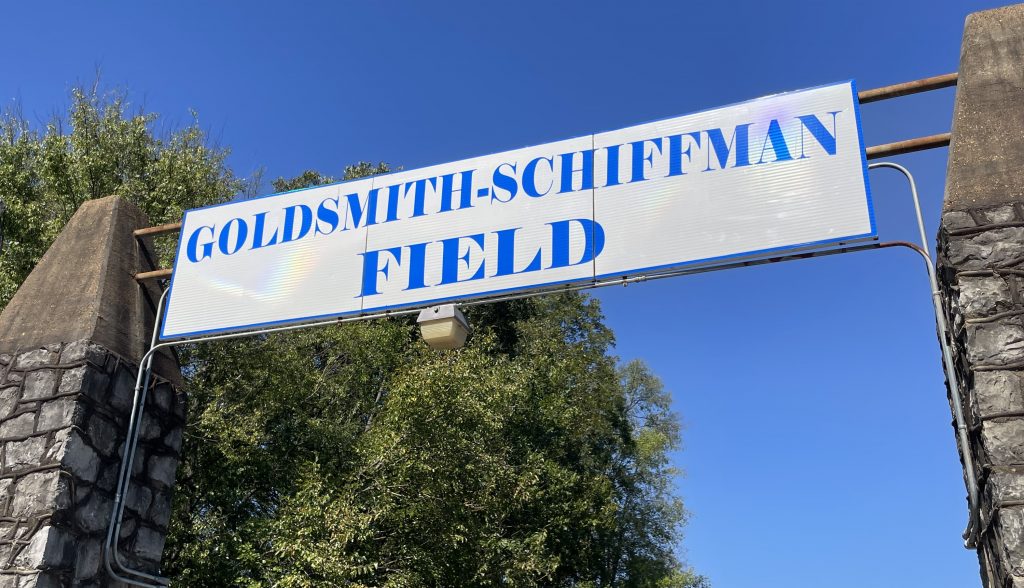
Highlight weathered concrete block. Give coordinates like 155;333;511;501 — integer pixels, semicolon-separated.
974;371;1024;418
13;349;57;371
21;370;56;401
74;538;102;580
37;397;79;433
85;414;119;457
980;419;1024;465
133;526;166;563
14;525;72;569
147;455;177;489
126;484;152;517
4;437;48;470
0;414;35;439
946;228;1024;270
960;276;1013;318
944;211;977;231
966;322;1024;365
986;468;1024;503
995;507;1024;576
60;340;106;367
163;428;182;455
74;493;112;535
58;432;100;484
11;473;70;518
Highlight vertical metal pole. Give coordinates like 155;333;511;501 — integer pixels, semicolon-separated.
868;161;980;548
103;288;172;587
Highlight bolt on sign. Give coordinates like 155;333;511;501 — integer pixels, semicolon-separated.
160;81;874;340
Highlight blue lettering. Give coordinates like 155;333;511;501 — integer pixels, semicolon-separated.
494;227;542;276
344;189;379;230
548;218;605;269
558;149;594;194
218;218;248;256
604;144;622;187
523;157;553;198
186;225;215;263
705;124;752;171
757;119;794;164
251;212;279;250
315;197;340;235
439;169;475;213
404;178;436;218
440;234;486;285
384;183;402;223
667;133;702;177
282;204;313;243
630;138;663;183
797;111;839;158
492;162;518;203
404;242;430;290
358;247;402;297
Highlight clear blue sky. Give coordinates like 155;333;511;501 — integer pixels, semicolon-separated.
1;1;1007;585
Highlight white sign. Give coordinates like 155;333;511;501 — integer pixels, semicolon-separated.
161;81;874;340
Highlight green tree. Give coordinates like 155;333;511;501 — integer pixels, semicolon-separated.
0;85;707;587
0;84;239;305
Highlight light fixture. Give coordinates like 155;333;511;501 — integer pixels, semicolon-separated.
416;304;471;350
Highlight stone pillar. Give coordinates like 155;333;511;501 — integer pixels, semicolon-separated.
938;4;1024;586
0;196;184;587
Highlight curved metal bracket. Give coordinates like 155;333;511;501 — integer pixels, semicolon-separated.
868;161;980;549
104;287;172;586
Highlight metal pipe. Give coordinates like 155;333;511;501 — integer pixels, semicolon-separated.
868;161;980;548
134;268;173;282
103;288;172;587
111;295;169;583
133;222;182;238
857;72;958;104
866;133;951;160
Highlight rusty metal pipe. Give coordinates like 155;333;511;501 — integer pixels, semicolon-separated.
857;72;958;104
866;133;951;160
133;222;182;238
134;268;173;282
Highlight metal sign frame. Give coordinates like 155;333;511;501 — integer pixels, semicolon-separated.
103;161;977;587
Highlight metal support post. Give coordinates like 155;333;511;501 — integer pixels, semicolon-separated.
868;161;980;548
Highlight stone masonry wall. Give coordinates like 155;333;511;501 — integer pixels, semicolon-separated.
0;341;184;587
939;204;1024;587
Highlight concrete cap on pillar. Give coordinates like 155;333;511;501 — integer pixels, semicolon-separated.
0;195;181;384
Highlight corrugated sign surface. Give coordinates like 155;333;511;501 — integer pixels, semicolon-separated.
161;81;873;340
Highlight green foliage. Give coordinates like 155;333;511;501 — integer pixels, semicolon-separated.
0;84;239;306
270;161;392;194
0;86;707;587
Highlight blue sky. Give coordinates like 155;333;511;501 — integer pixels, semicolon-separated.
1;1;1006;586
